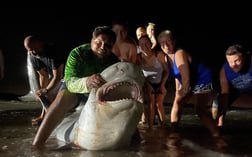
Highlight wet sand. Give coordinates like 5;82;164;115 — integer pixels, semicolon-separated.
1;99;252;157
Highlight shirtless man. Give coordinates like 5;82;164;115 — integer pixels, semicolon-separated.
111;18;137;63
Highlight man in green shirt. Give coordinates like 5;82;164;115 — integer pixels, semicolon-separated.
32;26;119;149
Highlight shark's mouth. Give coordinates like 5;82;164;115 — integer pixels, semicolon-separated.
97;81;142;103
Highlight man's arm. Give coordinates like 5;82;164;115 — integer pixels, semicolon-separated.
46;64;64;92
217;66;230;126
218;67;230;112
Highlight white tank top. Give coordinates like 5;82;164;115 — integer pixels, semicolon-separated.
141;57;164;84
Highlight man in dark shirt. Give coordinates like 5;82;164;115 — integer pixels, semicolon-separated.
24;35;64;125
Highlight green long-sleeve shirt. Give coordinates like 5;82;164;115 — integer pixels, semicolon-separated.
64;43;119;93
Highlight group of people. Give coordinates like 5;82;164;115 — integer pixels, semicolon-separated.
136;25;220;137
24;19;252;149
136;23;252;133
27;25;119;149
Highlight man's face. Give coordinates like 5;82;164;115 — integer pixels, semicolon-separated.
112;24;127;42
25;42;43;56
226;53;244;72
91;34;114;57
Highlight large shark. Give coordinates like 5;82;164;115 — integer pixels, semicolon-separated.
51;62;145;150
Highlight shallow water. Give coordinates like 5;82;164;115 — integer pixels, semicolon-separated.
1;101;252;157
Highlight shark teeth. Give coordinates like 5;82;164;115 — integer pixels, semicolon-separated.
97;81;142;103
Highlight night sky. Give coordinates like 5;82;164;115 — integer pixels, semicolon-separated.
0;5;251;96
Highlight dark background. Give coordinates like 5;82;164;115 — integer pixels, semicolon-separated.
0;6;251;97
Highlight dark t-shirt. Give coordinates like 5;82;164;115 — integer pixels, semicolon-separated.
30;44;64;78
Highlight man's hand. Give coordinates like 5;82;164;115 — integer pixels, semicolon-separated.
36;88;48;97
86;73;106;89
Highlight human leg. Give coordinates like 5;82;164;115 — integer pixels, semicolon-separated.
194;92;220;137
210;92;219;120
170;93;185;129
141;83;155;129
32;88;79;149
148;92;155;129
155;92;166;127
31;81;62;126
139;85;149;125
31;109;45;126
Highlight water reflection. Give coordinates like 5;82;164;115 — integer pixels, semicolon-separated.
1;104;252;157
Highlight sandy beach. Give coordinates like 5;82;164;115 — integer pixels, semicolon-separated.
1;96;252;157
0;99;41;112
